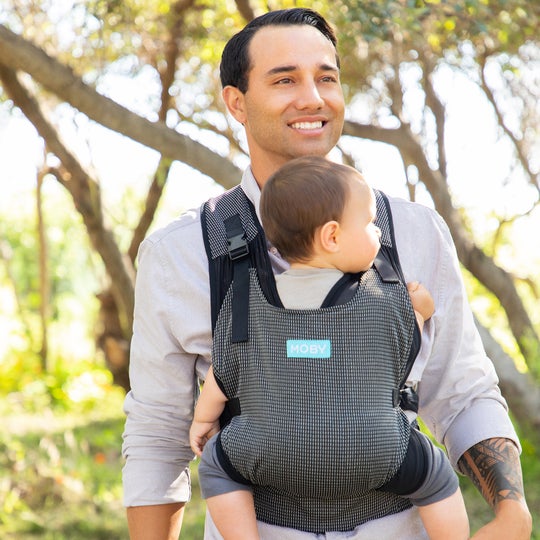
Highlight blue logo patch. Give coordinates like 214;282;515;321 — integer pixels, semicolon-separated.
287;339;331;358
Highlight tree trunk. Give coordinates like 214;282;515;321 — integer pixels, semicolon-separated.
343;120;540;367
36;164;50;371
96;290;130;392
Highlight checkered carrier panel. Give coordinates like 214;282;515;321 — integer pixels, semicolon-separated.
213;267;415;532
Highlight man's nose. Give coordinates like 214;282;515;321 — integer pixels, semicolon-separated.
296;81;324;109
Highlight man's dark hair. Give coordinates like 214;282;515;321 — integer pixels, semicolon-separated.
220;8;338;93
260;156;361;264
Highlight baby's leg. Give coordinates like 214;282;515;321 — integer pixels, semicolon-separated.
206;490;259;540
418;489;469;540
403;429;469;539
380;427;469;539
199;434;259;539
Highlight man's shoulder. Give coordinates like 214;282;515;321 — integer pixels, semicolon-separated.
385;193;444;227
135;207;208;269
144;207;203;248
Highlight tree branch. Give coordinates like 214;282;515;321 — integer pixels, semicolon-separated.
234;0;257;22
128;0;195;264
420;52;448;178
479;56;539;193
343;118;539;364
0;24;242;189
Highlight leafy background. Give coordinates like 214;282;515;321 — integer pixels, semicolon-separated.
1;0;539;537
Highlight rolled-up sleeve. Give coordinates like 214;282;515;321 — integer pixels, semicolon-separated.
122;210;212;507
391;198;519;469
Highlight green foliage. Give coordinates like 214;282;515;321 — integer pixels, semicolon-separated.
332;0;538;54
0;411;128;539
0;181;100;325
0;347;123;414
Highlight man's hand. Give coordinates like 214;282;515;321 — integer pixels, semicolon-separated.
470;499;532;539
459;438;532;539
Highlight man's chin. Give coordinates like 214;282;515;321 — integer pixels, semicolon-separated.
291;146;335;160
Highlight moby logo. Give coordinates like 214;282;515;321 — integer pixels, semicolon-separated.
286;339;331;359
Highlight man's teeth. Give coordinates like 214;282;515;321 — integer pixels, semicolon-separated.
291;121;323;129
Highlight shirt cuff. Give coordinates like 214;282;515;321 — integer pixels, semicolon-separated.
443;398;520;469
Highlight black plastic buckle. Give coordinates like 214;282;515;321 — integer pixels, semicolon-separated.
227;233;249;261
399;386;419;413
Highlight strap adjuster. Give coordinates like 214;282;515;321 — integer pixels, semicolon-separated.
227;233;249;261
224;214;250;342
399;386;419;413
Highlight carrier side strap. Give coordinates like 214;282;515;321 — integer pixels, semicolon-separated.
320;272;361;308
374;190;421;412
216;434;252;485
373;250;400;283
224;215;250;343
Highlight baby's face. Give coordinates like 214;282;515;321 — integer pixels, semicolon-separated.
336;178;381;273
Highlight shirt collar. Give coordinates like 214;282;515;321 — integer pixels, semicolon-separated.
240;166;263;224
239;166;290;274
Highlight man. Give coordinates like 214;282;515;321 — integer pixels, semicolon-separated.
122;8;532;540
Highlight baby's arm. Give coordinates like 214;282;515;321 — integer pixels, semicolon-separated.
407;282;435;332
189;366;228;456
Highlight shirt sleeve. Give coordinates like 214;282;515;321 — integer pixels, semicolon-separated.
122;211;212;507
391;198;519;469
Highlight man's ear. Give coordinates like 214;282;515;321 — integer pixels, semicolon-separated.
318;221;340;253
222;86;247;125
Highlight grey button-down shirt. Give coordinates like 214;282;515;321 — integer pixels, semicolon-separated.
122;167;518;538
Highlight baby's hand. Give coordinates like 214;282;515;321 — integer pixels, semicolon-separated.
189;421;220;457
407;281;435;322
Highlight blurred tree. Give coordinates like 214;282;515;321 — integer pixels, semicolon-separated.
36;158;50;370
0;0;538;437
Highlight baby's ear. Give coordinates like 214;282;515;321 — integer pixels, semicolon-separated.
318;221;340;253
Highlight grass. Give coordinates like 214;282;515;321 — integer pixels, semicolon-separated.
0;413;128;539
1;408;538;539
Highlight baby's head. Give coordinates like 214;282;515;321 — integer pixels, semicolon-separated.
260;156;380;272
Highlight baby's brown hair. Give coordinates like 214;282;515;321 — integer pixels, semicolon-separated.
260;156;360;263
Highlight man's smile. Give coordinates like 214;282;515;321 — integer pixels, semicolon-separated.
289;121;325;130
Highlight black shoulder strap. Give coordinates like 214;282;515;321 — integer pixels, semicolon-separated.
223;215;250;343
374;190;420;411
373;189;406;284
201;185;279;340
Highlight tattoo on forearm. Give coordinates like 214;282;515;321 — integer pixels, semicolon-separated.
458;437;524;509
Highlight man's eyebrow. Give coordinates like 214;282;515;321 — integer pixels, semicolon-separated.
265;65;297;77
264;63;339;78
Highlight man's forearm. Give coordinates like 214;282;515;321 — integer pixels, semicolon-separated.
458;437;532;539
127;503;185;540
458;437;525;509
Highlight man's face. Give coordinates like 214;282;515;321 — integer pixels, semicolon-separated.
228;25;345;183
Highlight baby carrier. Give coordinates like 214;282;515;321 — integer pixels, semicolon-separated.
200;185;421;533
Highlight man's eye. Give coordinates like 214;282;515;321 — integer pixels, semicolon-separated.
276;78;293;84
